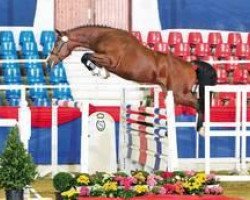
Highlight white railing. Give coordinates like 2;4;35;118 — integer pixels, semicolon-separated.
205;85;250;181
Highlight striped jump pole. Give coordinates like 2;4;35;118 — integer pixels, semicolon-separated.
123;89;178;172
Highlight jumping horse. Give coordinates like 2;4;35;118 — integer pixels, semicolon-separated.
47;25;217;132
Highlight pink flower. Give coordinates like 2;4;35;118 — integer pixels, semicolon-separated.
120;177;136;190
113;175;124;184
80;186;90;196
184;170;195;177
147;175;158;187
158;186;166;195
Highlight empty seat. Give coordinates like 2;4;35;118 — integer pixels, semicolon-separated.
21;42;38;57
227;33;242;48
0;41;16;52
19;31;36;45
168;32;183;47
225;56;239;72
153;42;169;54
6;88;21;99
248;33;250;45
0;31;14;43
26;63;45;84
50;63;67;84
0;42;17;57
42;42;54;58
173;43;190;57
147;31;162;47
188;32;203;47
3;64;22;84
233;66;248;84
182;55;197;62
7;98;20;107
40;31;55;46
53;83;73;100
131;31;142;42
208;32;223;48
235;43;250;59
214;43;231;59
29;84;48;100
215;67;228;84
1;53;17;60
32;98;51;107
194;43;211;58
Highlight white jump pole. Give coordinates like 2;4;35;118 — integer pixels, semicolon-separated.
51;100;59;176
166;91;178;171
18;86;31;150
80;100;90;173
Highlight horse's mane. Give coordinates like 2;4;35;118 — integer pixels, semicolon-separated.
69;24;119;31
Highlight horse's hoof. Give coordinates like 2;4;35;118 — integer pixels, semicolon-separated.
100;68;110;79
198;126;205;136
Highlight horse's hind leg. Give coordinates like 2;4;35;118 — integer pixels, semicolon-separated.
174;92;198;109
174;92;204;132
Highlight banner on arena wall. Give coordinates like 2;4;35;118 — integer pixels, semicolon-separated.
88;112;117;174
0;0;53;29
158;0;250;32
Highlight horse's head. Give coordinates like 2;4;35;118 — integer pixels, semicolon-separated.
46;29;72;68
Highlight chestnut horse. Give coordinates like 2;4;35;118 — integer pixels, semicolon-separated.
47;25;217;131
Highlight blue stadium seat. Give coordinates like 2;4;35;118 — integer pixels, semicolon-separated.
0;49;17;58
32;98;51;107
6;88;21;99
0;42;17;55
40;31;55;46
53;83;73;100
21;42;38;57
29;84;48;100
19;31;36;45
23;53;39;60
0;31;15;43
7;98;20;107
26;63;45;84
3;63;22;84
50;63;67;84
41;42;54;58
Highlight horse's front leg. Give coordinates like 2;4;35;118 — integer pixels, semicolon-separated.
81;53;111;78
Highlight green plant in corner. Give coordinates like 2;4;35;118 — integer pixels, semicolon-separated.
53;172;75;193
0;126;37;200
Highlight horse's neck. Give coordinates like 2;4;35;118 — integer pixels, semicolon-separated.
70;27;110;49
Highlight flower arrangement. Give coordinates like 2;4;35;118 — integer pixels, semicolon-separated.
53;170;223;200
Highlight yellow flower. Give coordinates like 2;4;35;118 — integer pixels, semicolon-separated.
195;172;206;183
133;172;146;183
134;185;149;194
61;188;78;199
77;175;90;185
103;181;118;192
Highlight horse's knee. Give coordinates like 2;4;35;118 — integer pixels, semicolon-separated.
81;53;92;65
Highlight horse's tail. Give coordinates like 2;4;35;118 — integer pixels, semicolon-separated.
192;60;217;131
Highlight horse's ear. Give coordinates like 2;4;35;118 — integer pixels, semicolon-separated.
55;29;62;37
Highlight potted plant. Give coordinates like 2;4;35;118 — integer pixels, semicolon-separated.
53;172;75;200
0;126;37;200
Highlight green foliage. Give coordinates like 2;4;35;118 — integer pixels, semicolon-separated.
0;126;37;190
53;172;74;193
